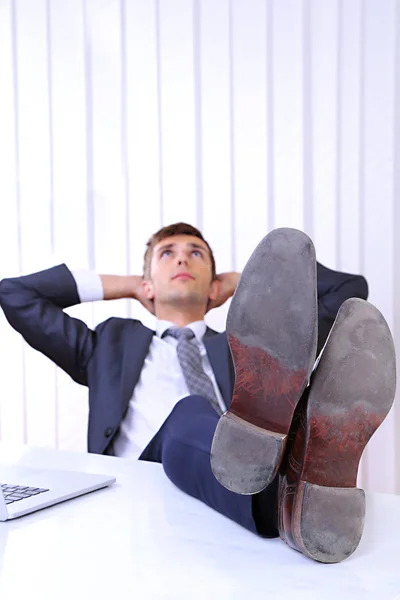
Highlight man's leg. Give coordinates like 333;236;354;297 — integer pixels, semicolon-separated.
142;227;315;538
140;395;279;537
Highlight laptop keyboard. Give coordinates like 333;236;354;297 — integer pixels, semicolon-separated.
1;484;49;505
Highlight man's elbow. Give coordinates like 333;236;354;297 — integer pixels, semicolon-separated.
0;277;16;307
0;277;26;316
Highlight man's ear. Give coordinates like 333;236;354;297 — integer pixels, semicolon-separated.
141;279;155;300
208;278;220;302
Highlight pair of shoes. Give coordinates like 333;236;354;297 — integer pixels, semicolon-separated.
210;228;396;563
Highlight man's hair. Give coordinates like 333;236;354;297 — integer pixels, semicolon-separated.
143;222;216;280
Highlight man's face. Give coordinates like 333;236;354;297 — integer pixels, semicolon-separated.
143;234;218;310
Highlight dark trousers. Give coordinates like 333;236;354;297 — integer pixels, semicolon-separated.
139;395;279;538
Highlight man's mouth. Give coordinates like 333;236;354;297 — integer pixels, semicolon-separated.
172;273;195;280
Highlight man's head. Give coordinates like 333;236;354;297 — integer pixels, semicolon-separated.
141;223;219;319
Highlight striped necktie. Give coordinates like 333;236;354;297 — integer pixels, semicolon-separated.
164;327;222;415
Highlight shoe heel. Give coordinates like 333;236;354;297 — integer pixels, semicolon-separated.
293;480;366;563
211;411;286;494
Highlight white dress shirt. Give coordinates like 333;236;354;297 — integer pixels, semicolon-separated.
72;270;226;459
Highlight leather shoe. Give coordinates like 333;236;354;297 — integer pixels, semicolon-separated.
211;228;318;494
278;298;396;563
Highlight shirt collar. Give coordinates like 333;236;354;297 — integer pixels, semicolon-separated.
156;320;207;344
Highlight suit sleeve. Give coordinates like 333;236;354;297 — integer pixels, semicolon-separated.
317;262;368;354
0;264;99;386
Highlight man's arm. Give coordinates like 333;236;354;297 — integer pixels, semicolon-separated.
99;274;154;313
0;266;156;386
316;262;368;353
206;266;368;356
206;272;241;312
0;265;99;386
0;266;149;386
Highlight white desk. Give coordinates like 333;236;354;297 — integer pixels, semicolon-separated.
0;445;399;600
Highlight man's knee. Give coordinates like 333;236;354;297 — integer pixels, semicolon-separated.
170;394;213;419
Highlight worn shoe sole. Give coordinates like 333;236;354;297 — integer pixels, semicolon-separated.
210;228;318;494
291;298;396;563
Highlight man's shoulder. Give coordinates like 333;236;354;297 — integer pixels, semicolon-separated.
204;327;227;342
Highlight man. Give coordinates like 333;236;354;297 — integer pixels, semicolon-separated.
0;224;395;564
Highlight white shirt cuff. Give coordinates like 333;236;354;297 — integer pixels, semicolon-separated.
72;269;104;303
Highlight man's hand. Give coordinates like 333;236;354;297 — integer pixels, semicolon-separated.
207;272;241;312
100;274;155;315
131;276;156;315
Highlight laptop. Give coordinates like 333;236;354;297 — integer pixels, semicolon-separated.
0;465;116;521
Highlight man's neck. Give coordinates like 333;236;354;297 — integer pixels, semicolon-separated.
155;306;206;328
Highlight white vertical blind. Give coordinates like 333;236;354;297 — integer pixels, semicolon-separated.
0;0;25;447
272;0;305;231
49;0;91;452
359;0;398;493
0;0;399;494
11;0;57;449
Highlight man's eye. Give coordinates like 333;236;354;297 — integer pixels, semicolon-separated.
161;250;171;257
192;250;202;257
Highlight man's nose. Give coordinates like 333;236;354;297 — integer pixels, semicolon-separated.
177;252;189;265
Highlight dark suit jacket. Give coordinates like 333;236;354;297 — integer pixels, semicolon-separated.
0;263;368;455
